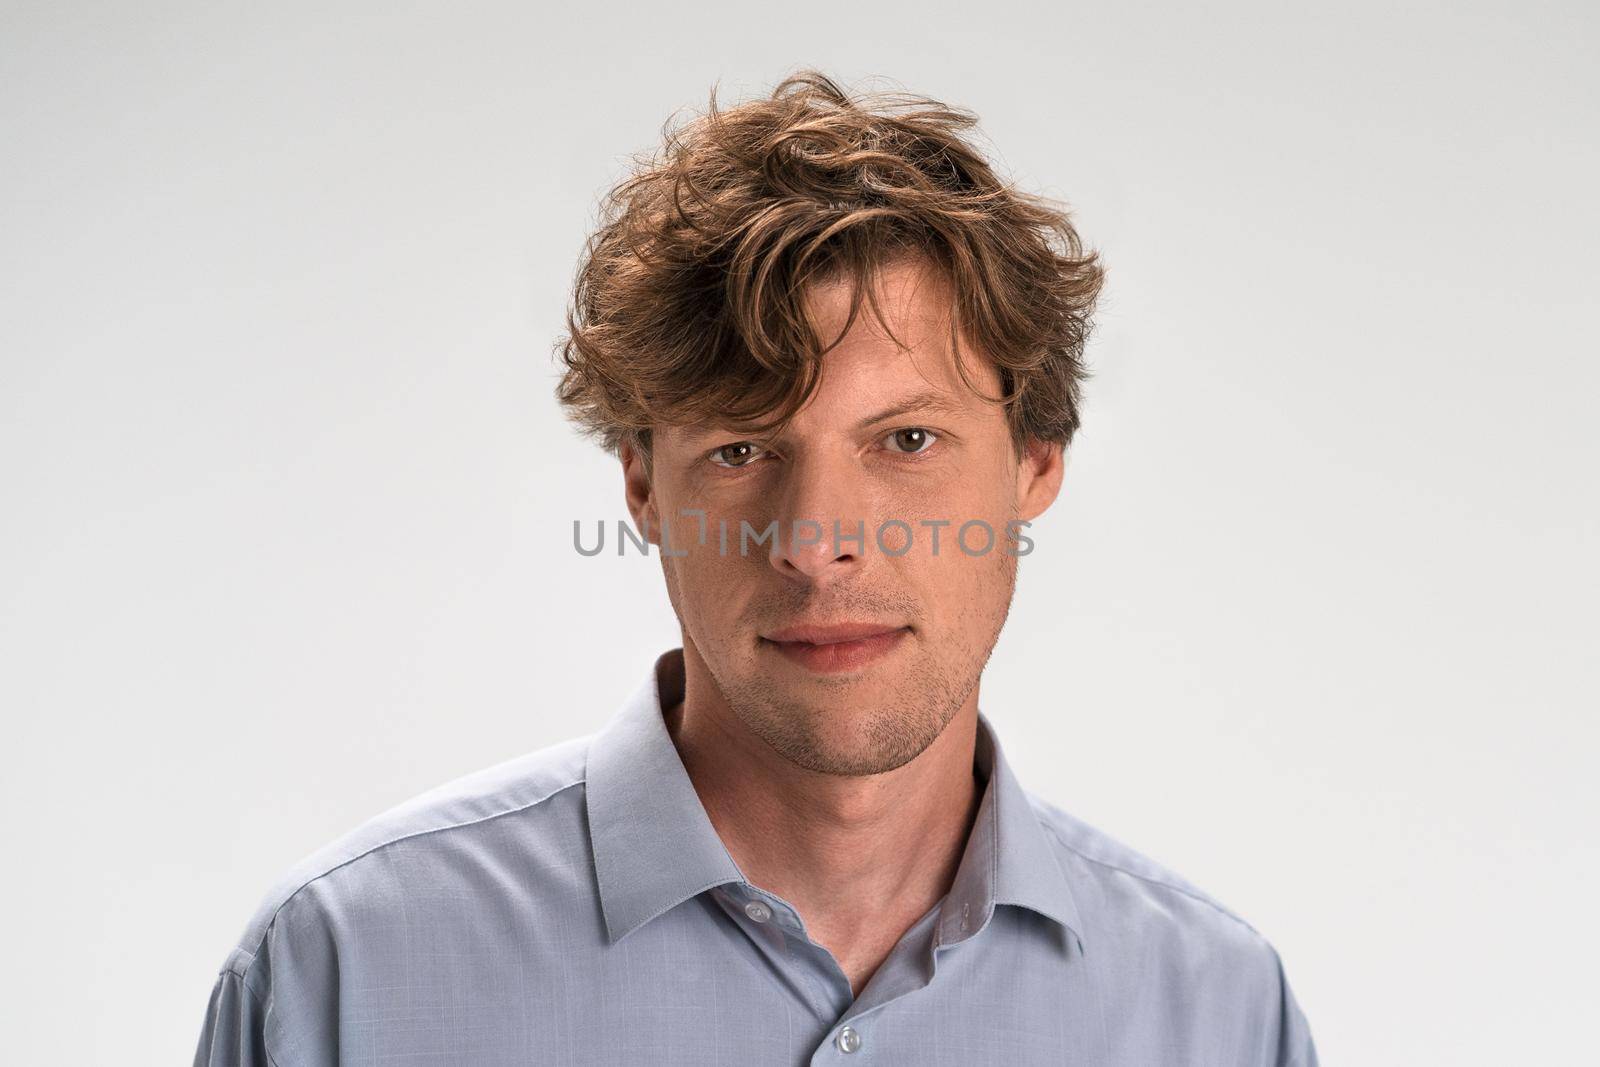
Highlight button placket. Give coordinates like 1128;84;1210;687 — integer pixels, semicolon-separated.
721;887;847;1021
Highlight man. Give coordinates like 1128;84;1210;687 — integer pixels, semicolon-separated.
195;70;1318;1065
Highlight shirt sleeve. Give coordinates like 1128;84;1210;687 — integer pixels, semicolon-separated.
1270;947;1320;1067
193;883;342;1066
193;965;271;1067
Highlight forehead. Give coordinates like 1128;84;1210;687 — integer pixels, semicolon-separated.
667;257;1004;443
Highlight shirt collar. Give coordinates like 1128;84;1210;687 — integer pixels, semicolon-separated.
584;648;1085;954
939;700;1086;954
584;648;745;943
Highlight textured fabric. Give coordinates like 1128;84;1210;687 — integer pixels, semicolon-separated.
194;647;1318;1065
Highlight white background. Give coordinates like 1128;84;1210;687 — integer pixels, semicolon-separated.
3;2;1596;1063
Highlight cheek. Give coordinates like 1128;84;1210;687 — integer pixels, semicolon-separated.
662;527;758;618
880;447;1016;523
657;495;772;559
891;519;1016;618
875;494;1016;562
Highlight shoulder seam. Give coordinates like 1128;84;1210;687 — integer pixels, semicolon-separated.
215;950;276;1062
222;945;257;982
234;775;587;971
1037;819;1266;942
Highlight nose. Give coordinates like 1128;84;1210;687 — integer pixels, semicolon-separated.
767;452;869;584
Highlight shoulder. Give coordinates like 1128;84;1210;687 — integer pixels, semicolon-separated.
1025;790;1285;986
217;732;593;984
1026;792;1317;1063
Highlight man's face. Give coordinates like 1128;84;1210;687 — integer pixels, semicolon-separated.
623;256;1063;777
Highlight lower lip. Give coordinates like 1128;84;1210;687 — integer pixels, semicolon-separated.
761;628;910;674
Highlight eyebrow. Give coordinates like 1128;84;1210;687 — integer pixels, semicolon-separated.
851;389;970;432
676;387;971;446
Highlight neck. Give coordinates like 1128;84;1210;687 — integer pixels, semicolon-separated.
664;642;983;991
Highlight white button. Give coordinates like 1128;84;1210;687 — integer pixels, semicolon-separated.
835;1026;861;1054
744;900;772;923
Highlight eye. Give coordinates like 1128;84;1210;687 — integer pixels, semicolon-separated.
708;441;767;468
882;427;938;454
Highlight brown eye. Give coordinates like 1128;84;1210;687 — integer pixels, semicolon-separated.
710;441;765;468
884;427;937;454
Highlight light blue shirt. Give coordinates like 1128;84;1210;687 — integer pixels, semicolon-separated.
195;648;1317;1065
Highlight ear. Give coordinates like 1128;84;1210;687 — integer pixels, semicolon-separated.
620;440;661;545
1014;437;1064;523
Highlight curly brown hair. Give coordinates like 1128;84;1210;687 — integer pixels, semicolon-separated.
554;70;1105;466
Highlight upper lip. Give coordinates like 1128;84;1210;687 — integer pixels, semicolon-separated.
762;622;909;645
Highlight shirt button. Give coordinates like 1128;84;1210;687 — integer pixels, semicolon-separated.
744;900;772;923
835;1026;861;1054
